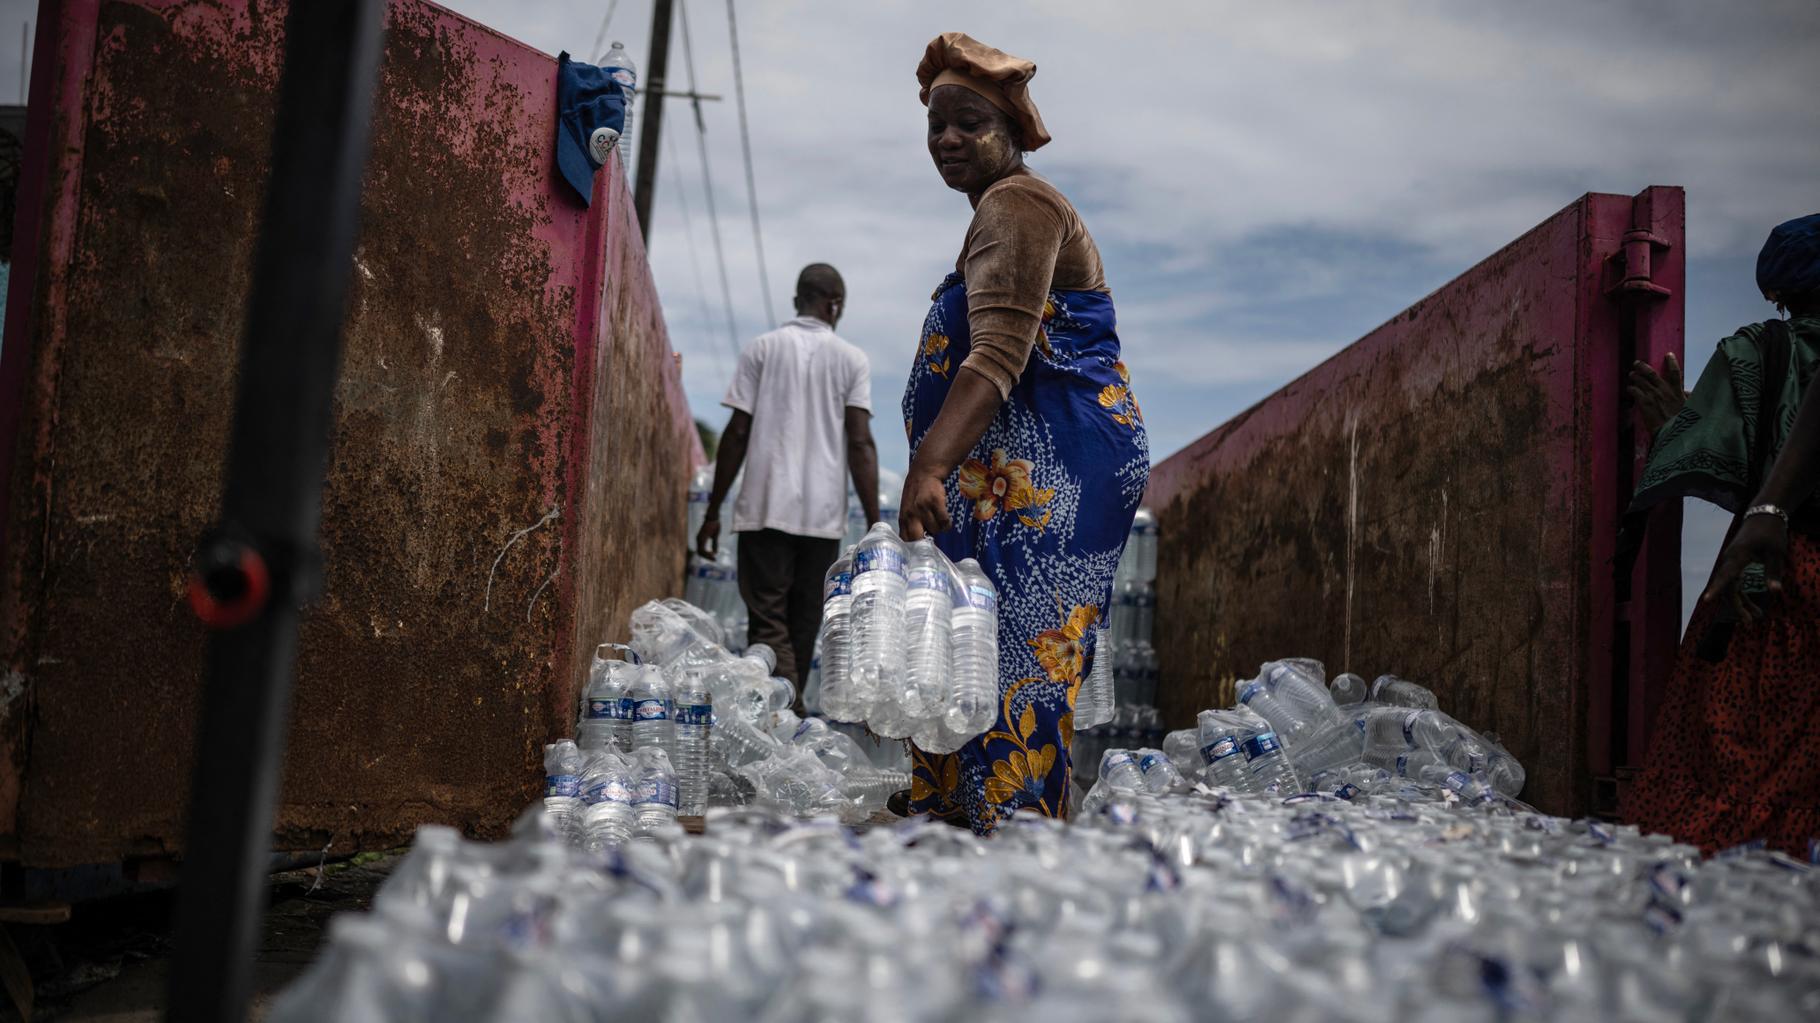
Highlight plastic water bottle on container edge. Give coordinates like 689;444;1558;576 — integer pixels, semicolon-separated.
632;747;680;834
631;664;675;763
673;667;711;816
1370;674;1440;709
900;538;951;719
817;549;860;722
599;41;636;166
944;558;1000;738
849;523;909;712
543;739;583;797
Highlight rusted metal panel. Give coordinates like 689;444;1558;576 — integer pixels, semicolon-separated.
1149;188;1684;818
0;0;695;866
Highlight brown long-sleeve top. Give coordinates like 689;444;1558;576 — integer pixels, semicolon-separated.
957;172;1108;398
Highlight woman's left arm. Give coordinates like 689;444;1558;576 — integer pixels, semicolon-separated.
899;181;1064;541
901;369;1005;540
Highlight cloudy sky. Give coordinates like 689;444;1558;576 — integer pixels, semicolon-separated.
4;1;1816;625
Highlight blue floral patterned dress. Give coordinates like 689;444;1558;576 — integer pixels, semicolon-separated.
903;273;1149;834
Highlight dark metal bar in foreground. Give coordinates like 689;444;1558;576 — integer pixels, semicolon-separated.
165;2;384;1021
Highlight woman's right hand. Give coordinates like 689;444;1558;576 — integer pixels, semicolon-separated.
1628;353;1687;434
898;469;952;541
1702;512;1790;622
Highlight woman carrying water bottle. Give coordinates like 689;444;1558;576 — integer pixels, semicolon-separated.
895;33;1147;834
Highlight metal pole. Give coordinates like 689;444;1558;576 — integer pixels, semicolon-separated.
165;2;384;1021
632;0;675;238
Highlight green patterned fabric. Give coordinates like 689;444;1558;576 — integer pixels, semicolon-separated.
1632;314;1820;516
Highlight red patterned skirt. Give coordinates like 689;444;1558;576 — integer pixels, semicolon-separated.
1621;533;1820;855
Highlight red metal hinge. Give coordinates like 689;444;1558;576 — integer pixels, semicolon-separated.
1603;229;1674;299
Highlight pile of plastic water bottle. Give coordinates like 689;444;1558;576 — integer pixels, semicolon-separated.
544;597;912;851
270;754;1820;1022
1086;656;1527;814
1074;508;1163;782
814;522;1002;753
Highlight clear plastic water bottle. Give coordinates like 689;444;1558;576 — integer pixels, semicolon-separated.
1131;507;1157;583
1240;730;1301;792
1135;749;1186;793
1097;748;1147;793
1131;582;1156;648
1078;626;1116;730
579;752;635;848
1369;674;1440;710
1361;707;1459;765
1195;710;1258;793
543;739;583;797
633;747;680;834
900;539;951;720
673;667;711;816
631;664;675;763
849;523;908;713
577;650;635;753
1162;728;1202;780
1287;719;1366;778
1112;581;1137;656
817;549;860;722
599;40;637;166
1329;672;1368;705
944;558;999;738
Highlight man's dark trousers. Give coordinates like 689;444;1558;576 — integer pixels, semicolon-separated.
736;528;840;689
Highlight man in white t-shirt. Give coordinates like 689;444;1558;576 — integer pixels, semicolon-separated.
696;264;879;686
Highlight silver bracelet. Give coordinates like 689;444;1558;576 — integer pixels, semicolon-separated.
1744;503;1789;526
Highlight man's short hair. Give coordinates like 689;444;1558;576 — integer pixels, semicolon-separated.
796;263;845;305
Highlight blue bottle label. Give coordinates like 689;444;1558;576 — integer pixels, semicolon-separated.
638;777;678;808
675;703;712;726
634;698;671;722
618;696;636;720
585;698;619;720
825;570;853;600
1241;732;1281;761
1137;753;1162;774
854;546;906;576
545;773;580;797
959;581;998;612
908;565;946;591
1401;710;1422;746
1237;681;1263;704
1200;736;1243;764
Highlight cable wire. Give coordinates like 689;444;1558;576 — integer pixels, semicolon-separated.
665;121;730;390
677;0;743;361
724;0;775;326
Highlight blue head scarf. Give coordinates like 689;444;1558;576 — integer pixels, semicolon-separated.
1755;213;1820;298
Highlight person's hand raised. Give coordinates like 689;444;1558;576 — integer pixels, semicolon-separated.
1628;353;1687;434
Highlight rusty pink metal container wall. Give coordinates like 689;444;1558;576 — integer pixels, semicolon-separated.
0;0;699;867
1146;187;1684;819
